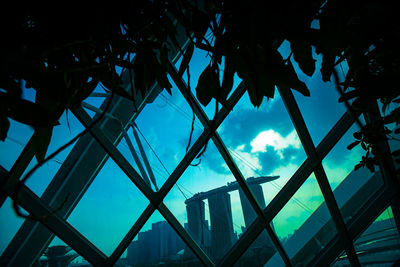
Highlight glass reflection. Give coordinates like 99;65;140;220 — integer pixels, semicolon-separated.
269;173;337;266
67;155;149;256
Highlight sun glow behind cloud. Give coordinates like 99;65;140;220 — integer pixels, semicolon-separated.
250;129;301;158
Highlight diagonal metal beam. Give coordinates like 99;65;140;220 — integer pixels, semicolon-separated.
0;135;35;208
1;88;157;266
1;180;107;266
80;82;246;265
72;106;155;201
219;108;357;266
107;204;155;266
310;182;394;265
278;86;360;266
158;202;215;266
168;63;292;265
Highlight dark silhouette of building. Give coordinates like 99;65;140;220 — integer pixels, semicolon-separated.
127;221;185;266
208;191;236;259
184;176;279;261
127;176;279;265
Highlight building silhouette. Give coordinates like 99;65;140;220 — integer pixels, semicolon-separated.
127;221;185;266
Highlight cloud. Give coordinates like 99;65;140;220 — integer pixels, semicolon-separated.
250;129;301;157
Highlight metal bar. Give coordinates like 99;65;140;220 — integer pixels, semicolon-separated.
121;126;152;187
158;202;215;266
72;107;155;201
107;204;155;265
156;81;247;204
0;135;35;208
131;126;158;191
219;108;356;266
108;83;245;265
168;62;292;265
1;85;158;266
2;183;107;266
277;86;360;266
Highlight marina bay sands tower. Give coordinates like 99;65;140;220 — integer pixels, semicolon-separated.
185;176;279;260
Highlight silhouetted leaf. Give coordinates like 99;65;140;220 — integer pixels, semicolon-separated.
353;131;362;140
347;140;360;150
354;163;363;171
282;61;310;96
321;53;335;82
291;39;316;76
178;42;194;76
361;141;367;150
366;158;375;172
196;65;218;106
32;126;53;162
0;93;59;127
156;72;172;95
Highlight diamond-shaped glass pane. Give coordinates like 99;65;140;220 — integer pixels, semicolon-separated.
270;173;337;266
125;210;191;266
322;123;367;192
286;40;347;146
66;155;149;256
163;141;255;262
217;90;306;207
131;84;203;190
352;206;400;265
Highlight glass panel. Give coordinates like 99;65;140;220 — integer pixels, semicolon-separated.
217;90;307;207
67;155;149;256
0;198;25;255
236;230;281;267
163;141;253;262
125;210;190;266
332;158;383;225
22;111;85;197
132;84;203;189
0;119;34;171
353;206;400;266
271;173;337;266
322;123;367;192
284;35;347;146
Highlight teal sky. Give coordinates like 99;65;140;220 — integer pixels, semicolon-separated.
0;41;366;260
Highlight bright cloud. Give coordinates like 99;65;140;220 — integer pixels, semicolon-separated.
250;129;301;158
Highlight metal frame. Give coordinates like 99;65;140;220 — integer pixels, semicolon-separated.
1;47;400;267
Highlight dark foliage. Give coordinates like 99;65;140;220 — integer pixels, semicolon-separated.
0;1;399;171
